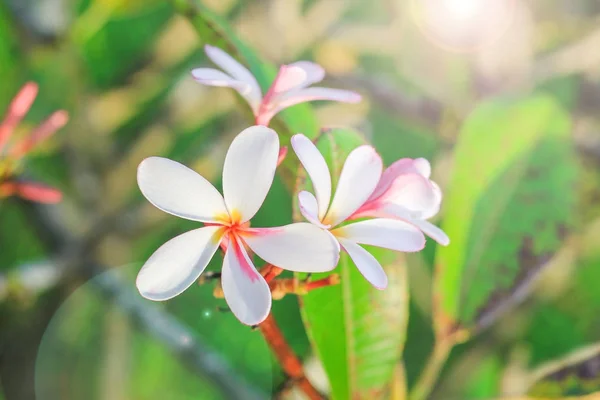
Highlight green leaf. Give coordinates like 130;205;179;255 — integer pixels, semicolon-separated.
297;128;410;400
170;0;319;189
434;95;578;339
77;1;174;88
0;2;23;107
527;343;600;398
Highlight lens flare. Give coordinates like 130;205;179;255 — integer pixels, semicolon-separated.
411;0;517;52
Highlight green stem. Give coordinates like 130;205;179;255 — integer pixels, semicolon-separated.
408;338;453;400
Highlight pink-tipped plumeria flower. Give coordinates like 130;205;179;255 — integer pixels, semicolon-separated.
0;82;68;204
350;158;450;246
136;126;339;326
291;134;429;290
191;45;361;126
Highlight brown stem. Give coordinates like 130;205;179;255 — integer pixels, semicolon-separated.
259;314;324;400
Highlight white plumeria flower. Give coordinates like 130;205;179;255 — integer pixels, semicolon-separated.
291;134;429;290
191;45;361;126
136;126;340;326
350;158;450;246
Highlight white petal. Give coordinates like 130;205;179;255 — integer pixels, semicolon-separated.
379;173;439;219
222;126;279;223
411;219;450;246
269;65;308;94
138;157;228;222
380;204;450;246
262;87;362;123
338;238;388;290
191;68;250;92
325;145;382;226
242;223;340;273
204;45;262;112
291;134;332;219
368;158;419;202
288;61;325;87
298;191;330;229
221;236;271;326
420;181;442;219
333;218;425;252
414;158;432;178
136;226;223;301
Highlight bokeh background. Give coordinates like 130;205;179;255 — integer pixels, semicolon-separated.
1;0;600;399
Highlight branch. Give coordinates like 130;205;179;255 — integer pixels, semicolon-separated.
259;313;324;400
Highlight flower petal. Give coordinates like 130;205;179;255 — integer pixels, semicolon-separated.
410;219;450;246
379;173;438;219
291;134;331;219
191;68;252;92
221;236;271;326
0;82;38;150
262;87;362;123
242;223;340;273
368;158;419;202
378;204;450;246
10;110;69;159
204;45;262;112
338;238;388;290
269;65;308;94
325;145;382;226
298;191;330;229
288;61;325;87
136;226;223;301
333;218;425;252
138;157;228;223
222;126;279;223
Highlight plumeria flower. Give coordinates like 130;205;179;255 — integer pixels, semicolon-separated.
191;45;361;126
136;126;339;326
350;158;450;246
0;82;68;204
292;134;435;290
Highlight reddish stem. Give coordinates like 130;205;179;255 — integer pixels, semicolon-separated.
259;314;323;400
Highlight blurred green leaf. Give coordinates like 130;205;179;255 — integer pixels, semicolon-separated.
0;2;23;107
527;343;600;398
0;201;46;270
297;128;409;400
78;2;173;88
434;95;578;340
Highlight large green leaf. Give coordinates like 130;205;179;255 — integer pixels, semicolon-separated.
526;343;600;398
170;0;319;189
297;128;410;400
0;2;22;107
433;95;578;340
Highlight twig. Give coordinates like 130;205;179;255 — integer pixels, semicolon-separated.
259;313;324;400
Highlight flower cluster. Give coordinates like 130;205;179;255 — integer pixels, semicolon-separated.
136;48;448;326
191;45;361;126
0;82;67;204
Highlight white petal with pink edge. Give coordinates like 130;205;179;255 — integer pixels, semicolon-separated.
269;65;308;94
380;204;450;246
379;173;438;219
325;145;382;226
291;134;332;219
137;157;228;222
222;126;279;223
338;238;388;290
242;223;340;273
136;226;223;301
333;218;425;252
191;68;251;91
221;237;271;326
298;191;330;229
287;61;325;87
269;87;362;116
368;158;420;202
204;45;262;112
